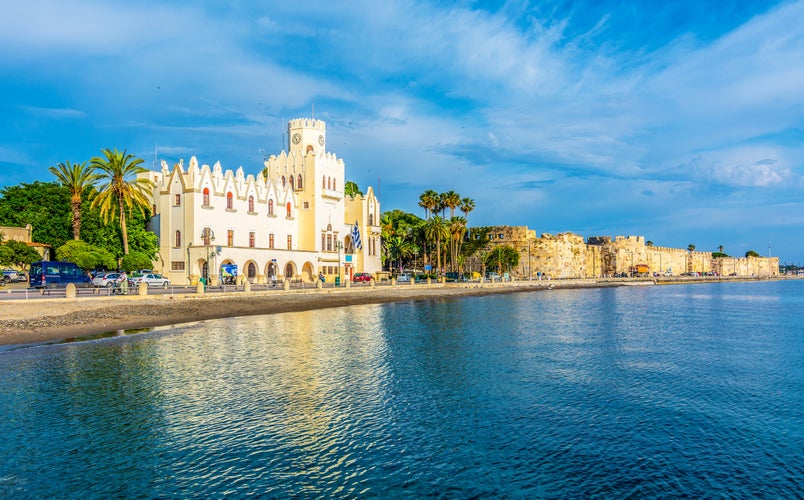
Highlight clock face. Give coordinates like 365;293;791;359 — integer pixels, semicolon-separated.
318;135;325;146
292;133;301;145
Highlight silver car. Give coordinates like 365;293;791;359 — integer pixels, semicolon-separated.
130;273;171;289
93;272;122;287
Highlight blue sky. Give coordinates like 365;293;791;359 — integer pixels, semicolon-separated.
2;0;802;263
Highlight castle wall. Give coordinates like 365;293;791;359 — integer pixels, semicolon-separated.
476;225;780;279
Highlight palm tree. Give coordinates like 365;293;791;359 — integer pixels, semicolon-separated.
49;161;101;240
442;190;461;218
418;190;439;219
91;148;155;255
718;245;724;253
646;240;654;247
423;215;448;276
448;216;467;272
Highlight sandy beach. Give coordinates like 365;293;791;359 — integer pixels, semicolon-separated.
0;282;576;347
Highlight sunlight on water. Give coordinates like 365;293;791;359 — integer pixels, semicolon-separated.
0;280;802;498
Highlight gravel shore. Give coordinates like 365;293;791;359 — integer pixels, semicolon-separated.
0;282;567;347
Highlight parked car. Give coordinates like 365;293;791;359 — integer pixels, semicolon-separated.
2;268;20;283
352;272;374;283
396;273;412;283
445;272;468;283
29;261;93;289
93;272;122;287
485;272;500;282
129;273;171;289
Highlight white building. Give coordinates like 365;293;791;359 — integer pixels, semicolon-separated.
142;118;382;285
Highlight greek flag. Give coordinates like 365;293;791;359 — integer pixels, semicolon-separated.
351;220;363;250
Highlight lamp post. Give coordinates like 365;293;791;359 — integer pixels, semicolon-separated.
201;228;215;281
336;240;343;284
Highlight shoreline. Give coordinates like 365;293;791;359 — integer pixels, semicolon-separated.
0;277;793;348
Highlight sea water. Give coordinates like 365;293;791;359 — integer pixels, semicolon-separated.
1;280;802;498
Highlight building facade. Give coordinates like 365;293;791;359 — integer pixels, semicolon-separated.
141;118;381;285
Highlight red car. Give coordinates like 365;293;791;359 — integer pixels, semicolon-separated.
352;272;374;282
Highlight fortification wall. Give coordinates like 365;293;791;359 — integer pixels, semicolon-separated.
479;225;780;278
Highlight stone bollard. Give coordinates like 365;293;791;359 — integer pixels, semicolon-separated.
316;279;323;290
139;282;148;296
283;280;290;291
196;281;205;294
345;278;351;288
391;278;397;287
370;279;375;288
410;277;415;285
426;277;431;285
244;280;252;293
65;283;77;298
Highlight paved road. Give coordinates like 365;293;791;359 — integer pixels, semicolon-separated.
0;281;390;301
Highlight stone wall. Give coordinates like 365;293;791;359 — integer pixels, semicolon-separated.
474;225;780;278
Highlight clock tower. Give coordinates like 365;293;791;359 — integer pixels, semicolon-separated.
288;118;326;156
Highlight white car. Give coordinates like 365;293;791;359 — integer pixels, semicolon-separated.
396;273;412;283
93;272;122;287
130;273;171;289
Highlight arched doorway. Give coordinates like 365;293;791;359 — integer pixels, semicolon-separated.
247;262;257;281
301;262;314;283
284;262;296;281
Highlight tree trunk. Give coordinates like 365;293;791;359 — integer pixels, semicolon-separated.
119;198;129;255
72;199;81;240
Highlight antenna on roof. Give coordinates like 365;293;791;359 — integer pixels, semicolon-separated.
312;102;315;119
154;142;158;169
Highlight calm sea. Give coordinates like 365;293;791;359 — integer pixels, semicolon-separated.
1;280;802;498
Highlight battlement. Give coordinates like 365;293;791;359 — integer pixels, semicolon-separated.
288;118;326;130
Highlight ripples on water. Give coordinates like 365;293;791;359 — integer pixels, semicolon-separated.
1;281;802;498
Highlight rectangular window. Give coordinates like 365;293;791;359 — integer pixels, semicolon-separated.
174;194;181;206
498;233;505;239
227;229;234;247
171;261;185;271
249;231;255;248
287;235;292;250
322;234;326;250
303;201;309;209
269;234;274;249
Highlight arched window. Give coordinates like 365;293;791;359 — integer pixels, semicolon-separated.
203;187;210;207
297;174;303;189
268;199;274;215
248;195;254;212
286;202;292;218
175;230;181;248
333;178;337;191
322;175;326;189
289;176;295;190
327;177;331;190
226;192;233;209
368;214;374;226
281;176;286;187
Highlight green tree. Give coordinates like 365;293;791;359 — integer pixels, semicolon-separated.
91;148;155;255
55;240;116;270
745;250;760;257
0;181;71;249
121;251;154;272
418;190;439;220
48;160;100;241
344;181;363;197
441;190;461;218
484;245;520;275
0;240;41;269
687;244;696;252
646;240;654;247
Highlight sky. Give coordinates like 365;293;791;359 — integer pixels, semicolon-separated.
1;0;802;263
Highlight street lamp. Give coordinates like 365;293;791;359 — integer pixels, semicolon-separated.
335;240;343;284
201;228;215;280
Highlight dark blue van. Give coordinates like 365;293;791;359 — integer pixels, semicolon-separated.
29;261;93;289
